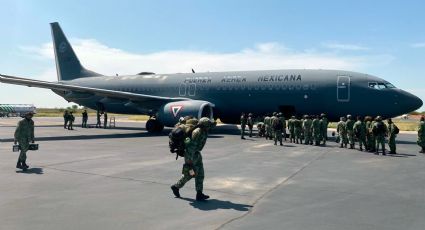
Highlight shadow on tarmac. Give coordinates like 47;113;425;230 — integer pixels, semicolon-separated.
181;198;253;211
16;167;44;175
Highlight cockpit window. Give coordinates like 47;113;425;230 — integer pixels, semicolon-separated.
377;83;386;89
369;82;379;89
385;83;396;88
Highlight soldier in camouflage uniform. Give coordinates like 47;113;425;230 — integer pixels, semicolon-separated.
312;115;321;146
387;118;398;154
320;113;328;145
14;112;35;171
171;117;215;201
270;112;278;142
372;116;387;155
280;113;287;141
247;113;254;137
418;116;425;153
365;116;375;152
337;117;348;148
272;113;284;146
346;115;355;149
353;116;367;151
294;117;303;144
302;115;313;145
240;113;247;139
264;114;271;140
63;110;69;129
288;116;296;143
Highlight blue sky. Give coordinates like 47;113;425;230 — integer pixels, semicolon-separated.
1;0;424;111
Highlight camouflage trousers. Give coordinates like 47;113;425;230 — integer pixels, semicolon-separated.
313;131;322;144
266;126;272;138
366;134;375;151
241;125;246;138
174;152;204;192
289;130;295;141
274;130;282;144
295;129;302;143
304;131;312;144
322;129;327;143
418;138;425;148
388;134;396;153
18;139;30;162
375;135;386;152
347;131;355;145
357;135;367;150
339;133;348;144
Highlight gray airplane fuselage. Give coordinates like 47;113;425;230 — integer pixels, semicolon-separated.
53;69;422;123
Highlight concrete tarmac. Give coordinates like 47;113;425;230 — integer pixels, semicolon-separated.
0;117;424;230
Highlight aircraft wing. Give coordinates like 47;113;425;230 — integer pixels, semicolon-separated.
0;74;190;108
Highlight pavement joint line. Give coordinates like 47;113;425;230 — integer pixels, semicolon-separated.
40;155;117;167
216;149;330;230
40;166;249;197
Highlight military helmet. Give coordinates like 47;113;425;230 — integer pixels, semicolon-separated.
320;113;326;117
303;115;308;119
376;116;382;121
186;118;199;126
347;114;352;119
278;112;283;117
198;117;215;127
248;113;253;116
291;115;296;119
273;112;277;116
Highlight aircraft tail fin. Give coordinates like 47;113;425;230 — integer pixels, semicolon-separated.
50;22;102;81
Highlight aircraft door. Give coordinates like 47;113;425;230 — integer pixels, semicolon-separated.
337;76;350;102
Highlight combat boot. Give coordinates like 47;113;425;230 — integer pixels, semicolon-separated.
280;142;283;146
360;146;363;151
16;160;22;169
382;150;386;155
339;144;343;148
349;144;354;149
171;185;180;198
196;191;210;201
21;161;29;169
420;147;425;153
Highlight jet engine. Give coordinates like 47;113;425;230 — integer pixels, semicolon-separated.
157;100;214;127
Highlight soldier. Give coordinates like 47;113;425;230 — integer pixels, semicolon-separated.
68;112;75;130
14;112;35;171
82;110;88;128
303;115;313;145
353;116;367;151
104;112;108;129
240;113;247;139
272;113;284;146
96;110;102;128
288;116;296;143
418;116;425;153
372;116;387;155
270;112;278;142
365;116;375;152
257;121;265;137
320;113;328;145
294;117;303;144
264;114;271;140
346;114;355;149
247;113;254;137
337;117;348;148
312;115;321;146
171;117;216;201
279;113;287;141
63;110;69;129
387;118;398;154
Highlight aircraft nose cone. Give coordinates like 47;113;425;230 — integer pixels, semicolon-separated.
401;91;423;112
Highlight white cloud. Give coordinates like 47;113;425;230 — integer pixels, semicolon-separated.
323;42;369;51
411;43;425;48
20;39;390;81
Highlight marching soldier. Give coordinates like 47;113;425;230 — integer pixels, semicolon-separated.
303;115;313;145
264;114;271;140
418;116;425;153
171;117;216;201
365;116;375;152
346;115;355;149
67;112;75;130
294;117;303;144
353;116;367;151
247;113;254;137
312;115;321;146
63;110;69;129
320;113;328;145
387;118;398;154
14;112;35;171
288;116;296;143
82;110;88;128
337;117;348;148
373;116;387;155
240;112;247;139
272;113;284;146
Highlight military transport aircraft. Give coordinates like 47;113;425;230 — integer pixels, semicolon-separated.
0;22;422;132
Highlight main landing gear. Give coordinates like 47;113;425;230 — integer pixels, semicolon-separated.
146;118;164;133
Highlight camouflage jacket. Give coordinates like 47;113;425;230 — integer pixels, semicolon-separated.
14;118;34;141
418;121;425;143
184;127;208;163
346;119;355;131
337;121;347;135
302;119;312;132
353;121;366;137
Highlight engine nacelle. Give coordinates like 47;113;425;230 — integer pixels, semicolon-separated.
157;100;214;127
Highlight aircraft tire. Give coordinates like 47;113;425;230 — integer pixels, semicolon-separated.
146;119;164;133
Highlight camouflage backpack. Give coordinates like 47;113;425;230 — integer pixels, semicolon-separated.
169;119;198;160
